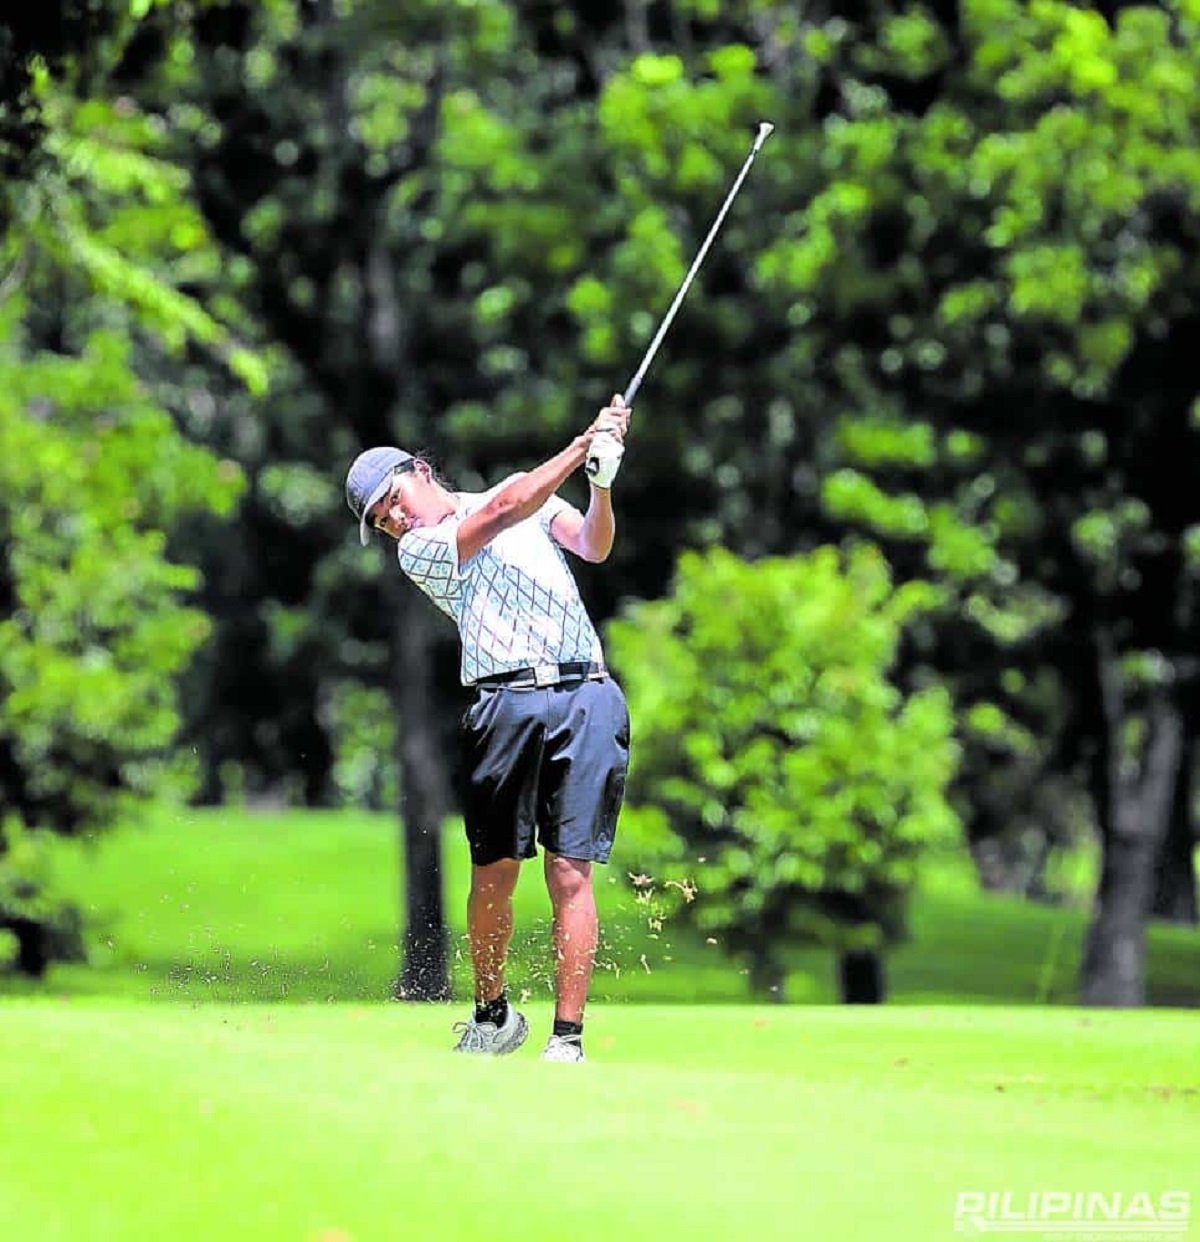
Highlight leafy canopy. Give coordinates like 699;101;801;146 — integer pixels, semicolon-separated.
0;297;241;834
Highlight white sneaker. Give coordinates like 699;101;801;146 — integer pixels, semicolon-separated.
452;1006;528;1055
541;1033;586;1063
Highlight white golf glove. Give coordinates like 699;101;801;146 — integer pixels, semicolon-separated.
585;431;624;489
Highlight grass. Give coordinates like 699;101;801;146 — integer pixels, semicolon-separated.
11;805;1199;1008
5;807;1199;1241
3;1000;1198;1242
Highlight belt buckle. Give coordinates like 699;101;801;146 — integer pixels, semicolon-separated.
532;663;558;688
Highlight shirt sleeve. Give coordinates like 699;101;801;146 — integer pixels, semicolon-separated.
537;493;572;533
476;474;571;536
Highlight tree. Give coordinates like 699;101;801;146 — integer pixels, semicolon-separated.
0;298;242;971
1;4;250;974
607;543;959;1001
1;3;113;226
749;0;1200;1003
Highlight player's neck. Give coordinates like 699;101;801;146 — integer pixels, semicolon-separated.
432;483;459;519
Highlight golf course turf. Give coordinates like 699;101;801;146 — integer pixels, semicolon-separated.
4;1001;1198;1241
4;808;1199;1240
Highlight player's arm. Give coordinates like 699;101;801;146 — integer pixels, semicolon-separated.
550;394;629;562
456;438;590;567
549;488;615;563
458;397;629;567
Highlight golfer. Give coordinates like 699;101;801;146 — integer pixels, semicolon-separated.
345;398;632;1063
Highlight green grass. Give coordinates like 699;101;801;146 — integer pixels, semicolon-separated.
5;808;1199;1241
3;1001;1197;1241
11;805;1199;1008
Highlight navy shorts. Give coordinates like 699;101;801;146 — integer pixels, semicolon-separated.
459;677;630;867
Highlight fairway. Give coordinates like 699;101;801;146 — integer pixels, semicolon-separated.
6;809;1200;1241
23;808;1200;1007
3;1001;1197;1242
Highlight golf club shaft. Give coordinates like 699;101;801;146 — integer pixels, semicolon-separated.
619;121;774;407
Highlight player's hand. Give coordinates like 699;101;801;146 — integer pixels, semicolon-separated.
590;393;631;444
584;395;628;488
585;432;624;488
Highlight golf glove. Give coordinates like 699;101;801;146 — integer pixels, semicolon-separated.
585;431;624;489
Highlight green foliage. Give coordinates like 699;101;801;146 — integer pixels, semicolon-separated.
0;4;266;969
15;1;1184;996
0;299;242;836
747;0;1200;905
0;818;84;972
755;0;1200;578
321;681;399;810
25;78;269;394
607;544;959;995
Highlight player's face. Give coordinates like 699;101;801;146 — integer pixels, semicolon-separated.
370;463;438;540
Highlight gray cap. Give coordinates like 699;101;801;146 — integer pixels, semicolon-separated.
345;446;415;545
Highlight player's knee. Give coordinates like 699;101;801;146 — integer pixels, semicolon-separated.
471;857;521;900
545;853;592;905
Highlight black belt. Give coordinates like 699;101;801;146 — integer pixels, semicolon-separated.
473;661;607;691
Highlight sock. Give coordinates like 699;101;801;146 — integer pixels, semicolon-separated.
475;993;508;1027
553;1017;583;1041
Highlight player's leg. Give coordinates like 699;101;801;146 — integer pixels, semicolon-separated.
544;852;598;1025
453;855;529;1055
467;857;520;1007
537;677;630;1062
454;687;544;1055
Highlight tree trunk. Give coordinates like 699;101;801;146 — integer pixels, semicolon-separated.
5;918;49;978
838;948;886;1004
1151;741;1196;925
749;955;786;1002
390;584;452;1001
1080;635;1185;1007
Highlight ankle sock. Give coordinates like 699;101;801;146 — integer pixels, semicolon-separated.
553;1017;583;1040
475;993;508;1027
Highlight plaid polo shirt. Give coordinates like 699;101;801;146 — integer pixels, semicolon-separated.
396;479;604;685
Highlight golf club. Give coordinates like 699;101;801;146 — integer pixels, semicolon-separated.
621;120;775;407
587;121;774;480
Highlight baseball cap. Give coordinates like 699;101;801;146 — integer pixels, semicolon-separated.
345;446;415;545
